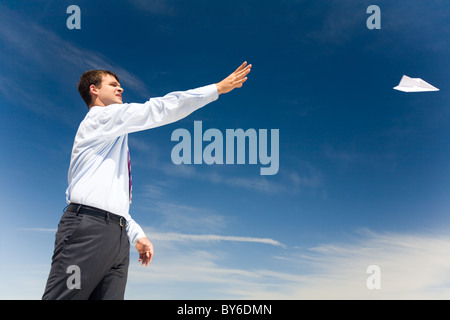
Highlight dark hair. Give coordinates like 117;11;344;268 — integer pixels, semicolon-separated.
77;70;120;107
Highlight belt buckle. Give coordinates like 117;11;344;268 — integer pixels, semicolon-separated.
119;217;126;227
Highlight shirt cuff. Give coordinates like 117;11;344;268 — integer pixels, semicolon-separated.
203;84;219;103
126;219;146;247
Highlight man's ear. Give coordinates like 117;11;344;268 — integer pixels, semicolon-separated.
90;84;99;96
89;84;99;105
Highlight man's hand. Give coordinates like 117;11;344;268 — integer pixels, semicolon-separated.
216;61;252;95
135;237;154;267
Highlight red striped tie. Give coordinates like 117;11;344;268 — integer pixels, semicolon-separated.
128;149;132;204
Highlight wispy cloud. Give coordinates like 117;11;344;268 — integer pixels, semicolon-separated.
0;4;149;117
146;230;285;247
129;134;323;195
14;226;450;299
19;228;57;233
21;227;284;247
158;162;323;195
322;143;396;172
147;201;226;233
306;1;367;45
307;0;450;56
279;229;450;299
128;0;177;17
126;228;450;299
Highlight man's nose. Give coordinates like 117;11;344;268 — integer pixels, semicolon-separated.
117;86;124;93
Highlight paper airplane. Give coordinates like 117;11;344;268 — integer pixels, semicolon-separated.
394;75;439;92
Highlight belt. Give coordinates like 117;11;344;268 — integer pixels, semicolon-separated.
67;203;127;227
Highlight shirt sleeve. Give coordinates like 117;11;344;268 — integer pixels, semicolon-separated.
124;213;146;246
86;84;219;140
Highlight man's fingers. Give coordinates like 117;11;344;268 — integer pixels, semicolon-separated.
135;237;154;266
139;253;147;266
233;61;248;73
234;77;247;88
235;68;250;82
233;61;247;72
234;64;252;78
139;247;153;266
147;251;153;265
143;251;152;266
237;63;251;73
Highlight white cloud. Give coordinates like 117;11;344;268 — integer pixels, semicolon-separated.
282;229;450;299
19;228;57;233
126;229;450;299
11;227;450;300
0;4;150;113
157;162;322;195
145;201;227;233
146;231;285;247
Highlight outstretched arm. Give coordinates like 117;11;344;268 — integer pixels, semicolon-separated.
215;61;252;95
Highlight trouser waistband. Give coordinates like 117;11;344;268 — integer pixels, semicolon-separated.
67;203;127;227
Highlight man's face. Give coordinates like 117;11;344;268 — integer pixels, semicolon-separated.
93;74;123;106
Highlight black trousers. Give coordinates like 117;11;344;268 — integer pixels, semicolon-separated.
42;206;130;300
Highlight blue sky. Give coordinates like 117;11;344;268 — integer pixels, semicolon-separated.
1;0;450;299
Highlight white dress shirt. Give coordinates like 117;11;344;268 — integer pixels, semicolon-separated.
66;84;219;245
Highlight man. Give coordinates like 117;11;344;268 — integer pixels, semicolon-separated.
42;62;252;299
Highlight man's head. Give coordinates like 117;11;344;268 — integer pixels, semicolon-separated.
78;70;123;108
